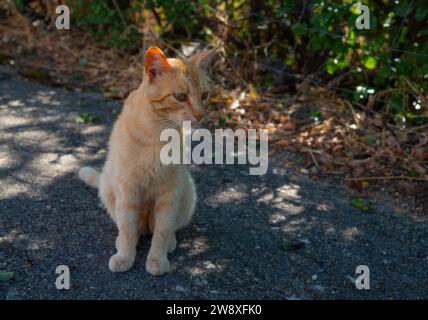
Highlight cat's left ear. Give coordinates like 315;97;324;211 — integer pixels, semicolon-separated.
144;46;171;82
190;48;219;71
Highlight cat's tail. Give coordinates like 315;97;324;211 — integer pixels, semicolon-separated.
78;166;100;189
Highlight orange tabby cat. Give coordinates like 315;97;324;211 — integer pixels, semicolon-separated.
78;47;217;275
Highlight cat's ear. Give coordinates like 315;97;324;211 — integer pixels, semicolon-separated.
144;47;171;82
190;48;219;71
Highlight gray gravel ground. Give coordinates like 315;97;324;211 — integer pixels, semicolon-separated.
0;67;427;299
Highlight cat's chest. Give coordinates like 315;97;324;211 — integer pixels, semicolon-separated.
136;162;178;200
134;146;163;172
113;142;175;193
133;147;173;182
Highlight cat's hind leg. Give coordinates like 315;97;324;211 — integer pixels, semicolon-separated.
167;171;195;254
98;172;117;223
175;170;197;231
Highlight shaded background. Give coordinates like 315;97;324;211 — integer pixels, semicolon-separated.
0;0;427;210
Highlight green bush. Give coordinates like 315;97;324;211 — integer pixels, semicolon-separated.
17;0;428;122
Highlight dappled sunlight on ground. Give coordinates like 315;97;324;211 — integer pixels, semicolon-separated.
341;227;361;241
205;188;247;205
180;236;209;257
1;69;428;299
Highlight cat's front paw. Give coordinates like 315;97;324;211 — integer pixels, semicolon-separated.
109;253;135;273
146;256;170;276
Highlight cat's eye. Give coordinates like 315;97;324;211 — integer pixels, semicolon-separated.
201;92;209;100
174;92;187;102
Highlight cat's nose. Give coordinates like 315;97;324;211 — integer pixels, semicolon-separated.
192;111;204;121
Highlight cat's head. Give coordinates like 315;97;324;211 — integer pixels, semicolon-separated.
142;46;218;128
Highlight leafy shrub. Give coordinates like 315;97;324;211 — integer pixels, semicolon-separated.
15;0;428;122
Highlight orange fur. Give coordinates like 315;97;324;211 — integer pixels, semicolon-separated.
78;47;217;275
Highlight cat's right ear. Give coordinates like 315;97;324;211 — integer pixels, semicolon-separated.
190;48;219;71
144;47;171;83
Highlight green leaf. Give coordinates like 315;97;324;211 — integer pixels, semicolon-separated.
410;171;421;177
309;111;324;121
363;56;377;70
15;0;25;11
75;113;100;124
351;198;372;212
388;93;404;114
275;103;284;110
365;135;376;146
291;23;307;37
107;87;120;93
395;2;412;17
78;58;88;67
295;157;304;165
347;30;356;46
0;271;14;282
73;72;84;82
310;37;323;50
326;59;337;75
218;116;226;128
280;242;305;252
418;29;428;37
415;7;428;21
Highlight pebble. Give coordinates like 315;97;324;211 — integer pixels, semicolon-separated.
299;168;309;175
300;238;311;245
27;242;40;250
203;261;215;269
9;100;24;107
273;168;287;175
175;285;186;292
311;275;318;281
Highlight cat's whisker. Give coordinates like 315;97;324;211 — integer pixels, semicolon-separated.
156;116;178;129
